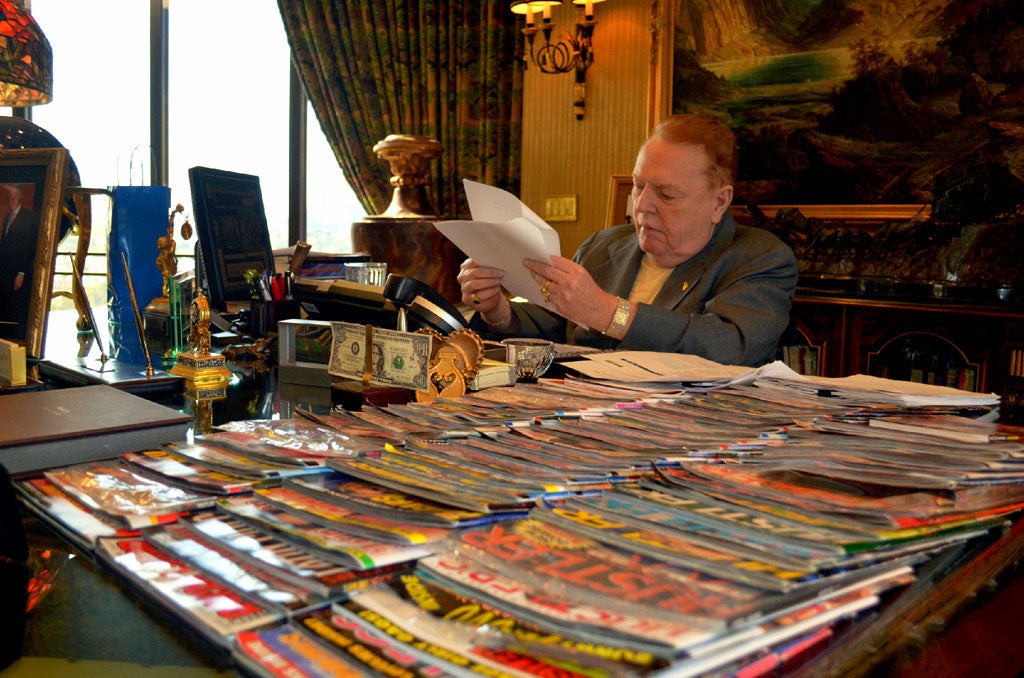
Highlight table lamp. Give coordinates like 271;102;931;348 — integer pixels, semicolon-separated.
0;0;52;108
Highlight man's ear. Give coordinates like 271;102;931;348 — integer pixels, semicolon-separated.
712;184;733;223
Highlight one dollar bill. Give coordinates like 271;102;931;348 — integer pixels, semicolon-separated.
328;322;431;391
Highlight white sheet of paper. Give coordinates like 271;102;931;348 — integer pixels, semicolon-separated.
571;351;752;383
434;180;560;306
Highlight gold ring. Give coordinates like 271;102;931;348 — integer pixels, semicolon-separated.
540;280;551;296
471;292;481;305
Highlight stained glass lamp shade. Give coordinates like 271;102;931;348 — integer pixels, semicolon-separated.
0;1;51;106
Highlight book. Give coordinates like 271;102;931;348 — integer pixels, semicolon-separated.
94;536;282;649
416;553;717;657
213;495;431;571
291;608;462;676
120;449;260;495
253;485;452;545
142;522;324;613
867;414;1024;444
449;517;775;629
233;622;367;677
377;569;673;674
285;473;522;528
188;510;407;602
14;476;136;552
43;460;218;529
160;441;332;481
332;589;551;677
0;384;192;475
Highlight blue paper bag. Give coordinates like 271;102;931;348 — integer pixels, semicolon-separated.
107;186;171;363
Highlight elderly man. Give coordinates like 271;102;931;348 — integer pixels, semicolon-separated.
456;114;798;367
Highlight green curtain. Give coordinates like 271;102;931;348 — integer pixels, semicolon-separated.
277;0;523;220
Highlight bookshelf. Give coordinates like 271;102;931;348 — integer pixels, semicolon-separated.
784;293;1024;411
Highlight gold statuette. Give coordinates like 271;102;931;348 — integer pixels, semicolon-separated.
169;290;231;387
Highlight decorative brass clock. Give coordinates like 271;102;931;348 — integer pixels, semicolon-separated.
169;289;231;388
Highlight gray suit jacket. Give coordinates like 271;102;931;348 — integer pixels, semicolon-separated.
474;212;798;367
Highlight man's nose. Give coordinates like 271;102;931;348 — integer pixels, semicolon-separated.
633;186;654;213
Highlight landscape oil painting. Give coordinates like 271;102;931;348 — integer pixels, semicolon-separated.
671;0;1024;211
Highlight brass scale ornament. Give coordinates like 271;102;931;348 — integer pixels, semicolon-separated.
415;328;485;404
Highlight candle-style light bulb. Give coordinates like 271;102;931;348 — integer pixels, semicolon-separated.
525;4;535;25
585;0;594;18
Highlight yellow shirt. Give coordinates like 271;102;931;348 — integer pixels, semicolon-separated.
628;255;674;304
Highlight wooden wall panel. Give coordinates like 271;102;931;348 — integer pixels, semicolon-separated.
520;0;654;257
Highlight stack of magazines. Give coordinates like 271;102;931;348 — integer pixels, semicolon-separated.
13;369;1023;674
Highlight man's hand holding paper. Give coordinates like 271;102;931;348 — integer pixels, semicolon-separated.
435;179;560;306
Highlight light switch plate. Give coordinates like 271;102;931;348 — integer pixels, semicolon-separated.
543;195;577;222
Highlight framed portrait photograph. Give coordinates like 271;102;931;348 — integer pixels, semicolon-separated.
0;148;70;360
188;166;275;311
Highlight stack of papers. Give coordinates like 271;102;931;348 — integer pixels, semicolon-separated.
565;353;1000;408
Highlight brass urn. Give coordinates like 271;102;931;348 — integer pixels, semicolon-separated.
369;134;443;219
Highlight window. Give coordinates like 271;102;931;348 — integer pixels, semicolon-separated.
23;1;365;314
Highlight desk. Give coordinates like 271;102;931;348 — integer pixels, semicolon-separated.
10;314;1024;676
5;311;287;675
10;464;1024;677
8;522;236;677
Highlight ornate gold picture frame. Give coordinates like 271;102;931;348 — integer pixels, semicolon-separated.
0;148;70;359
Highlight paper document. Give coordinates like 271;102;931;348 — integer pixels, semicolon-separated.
434;179;560;305
566;354;1001;406
734;361;1000;407
569;351;753;383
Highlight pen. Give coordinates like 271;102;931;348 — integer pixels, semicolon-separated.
256;276;272;301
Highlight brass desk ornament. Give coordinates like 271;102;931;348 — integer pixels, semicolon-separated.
147;203;193;363
184;376;228;436
120;252;155;377
155;203;193;302
70;254;108;369
415;328;484;404
169;289;232;388
367;134;442;219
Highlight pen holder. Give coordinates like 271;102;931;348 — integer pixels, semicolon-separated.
250;299;301;338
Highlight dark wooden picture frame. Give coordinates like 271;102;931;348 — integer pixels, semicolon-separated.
606;174;634;228
188;166;275;311
0;148;69;359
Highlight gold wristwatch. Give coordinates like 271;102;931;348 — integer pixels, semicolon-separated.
604;297;631;338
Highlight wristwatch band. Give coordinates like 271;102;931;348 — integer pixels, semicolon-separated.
604;297;631;338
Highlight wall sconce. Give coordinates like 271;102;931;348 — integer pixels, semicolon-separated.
511;0;605;120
